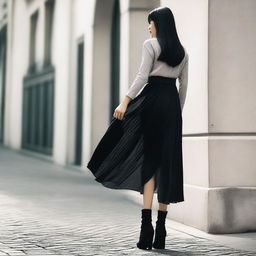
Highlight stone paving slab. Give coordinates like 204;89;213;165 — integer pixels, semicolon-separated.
0;145;255;256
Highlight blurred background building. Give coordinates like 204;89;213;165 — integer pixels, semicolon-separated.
0;0;255;234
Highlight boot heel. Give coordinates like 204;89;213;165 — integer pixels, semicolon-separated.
153;210;168;249
137;227;154;250
137;229;154;250
136;209;154;250
152;228;166;249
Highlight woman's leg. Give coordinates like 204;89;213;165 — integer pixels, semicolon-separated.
159;203;168;211
143;175;155;209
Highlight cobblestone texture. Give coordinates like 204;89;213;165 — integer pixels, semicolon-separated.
0;146;255;256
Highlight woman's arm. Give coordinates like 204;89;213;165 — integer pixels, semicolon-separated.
125;39;155;100
114;39;154;120
178;54;189;112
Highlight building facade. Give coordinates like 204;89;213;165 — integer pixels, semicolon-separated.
0;0;256;233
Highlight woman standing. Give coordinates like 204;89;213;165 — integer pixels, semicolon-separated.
87;6;189;250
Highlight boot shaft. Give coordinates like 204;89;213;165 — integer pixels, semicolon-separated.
156;210;168;225
141;208;152;224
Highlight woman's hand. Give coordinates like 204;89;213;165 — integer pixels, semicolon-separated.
113;102;128;120
113;96;133;120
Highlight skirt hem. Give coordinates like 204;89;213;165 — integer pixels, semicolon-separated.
92;175;185;204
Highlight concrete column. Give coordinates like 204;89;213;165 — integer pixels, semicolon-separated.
90;0;114;153
52;0;72;164
161;0;256;233
207;0;256;233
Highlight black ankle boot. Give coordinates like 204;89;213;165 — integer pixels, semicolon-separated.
136;209;154;250
153;210;168;249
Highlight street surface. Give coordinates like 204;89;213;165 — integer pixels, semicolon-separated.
0;145;255;256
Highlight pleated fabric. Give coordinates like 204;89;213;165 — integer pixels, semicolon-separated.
87;75;184;204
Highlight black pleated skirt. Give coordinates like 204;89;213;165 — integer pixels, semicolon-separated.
87;75;184;204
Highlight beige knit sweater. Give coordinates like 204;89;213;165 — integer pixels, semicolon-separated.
126;37;189;112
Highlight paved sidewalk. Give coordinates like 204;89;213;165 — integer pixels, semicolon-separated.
0;145;255;256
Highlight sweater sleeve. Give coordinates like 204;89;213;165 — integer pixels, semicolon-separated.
126;39;154;99
178;54;189;112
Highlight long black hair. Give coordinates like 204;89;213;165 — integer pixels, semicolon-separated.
148;7;185;67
